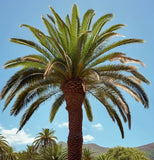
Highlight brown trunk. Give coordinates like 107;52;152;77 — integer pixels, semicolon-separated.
61;78;86;160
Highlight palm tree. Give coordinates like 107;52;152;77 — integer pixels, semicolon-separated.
5;146;18;160
37;143;68;160
82;147;94;160
0;4;149;160
33;128;57;150
0;134;9;160
19;145;37;160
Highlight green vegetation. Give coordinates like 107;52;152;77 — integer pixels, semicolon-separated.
0;4;149;160
0;131;152;160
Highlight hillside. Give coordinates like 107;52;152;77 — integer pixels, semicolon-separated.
59;142;154;159
137;143;154;160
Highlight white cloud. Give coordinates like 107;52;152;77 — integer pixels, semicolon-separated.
92;123;103;130
83;135;94;142
0;126;34;145
58;122;68;128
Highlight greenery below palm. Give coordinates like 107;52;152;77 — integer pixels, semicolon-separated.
82;147;95;160
1;3;149;160
32;128;57;150
37;143;68;160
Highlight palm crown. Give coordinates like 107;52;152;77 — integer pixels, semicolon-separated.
1;4;149;138
32;128;57;150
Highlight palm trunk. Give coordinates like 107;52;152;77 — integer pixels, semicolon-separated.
61;79;86;160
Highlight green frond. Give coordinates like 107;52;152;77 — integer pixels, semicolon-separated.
20;24;58;58
65;14;71;29
79;9;95;34
91;38;144;62
81;32;124;66
49;6;70;53
69;4;80;60
49;94;64;123
92;13;113;41
101;80;131;128
0;68;43;99
71;4;79;37
10;38;52;60
47;14;56;24
95;64;137;72
3;72;44;111
103;24;126;33
88;89;124;138
84;97;93;122
42;16;59;42
110;108;124;138
18;93;54;131
10;78;59;116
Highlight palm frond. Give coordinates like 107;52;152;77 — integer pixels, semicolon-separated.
18;93;56;131
3;72;44;110
49;94;64;123
10;38;52;60
92;13;113;41
88;89;124;138
100;72;149;108
103;24;126;33
84;97;93;122
89;52;125;67
90;39;144;64
79;9;95;34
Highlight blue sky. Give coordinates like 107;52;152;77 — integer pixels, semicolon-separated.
0;0;154;151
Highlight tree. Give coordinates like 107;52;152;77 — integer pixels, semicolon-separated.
32;128;57;150
36;143;68;160
96;153;109;160
0;4;149;160
106;146;149;160
5;146;18;160
18;145;37;160
0;134;9;160
82;147;94;160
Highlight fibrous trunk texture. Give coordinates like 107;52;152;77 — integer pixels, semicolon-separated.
61;78;86;160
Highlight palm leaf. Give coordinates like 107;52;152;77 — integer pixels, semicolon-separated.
49;94;64;123
84;97;93;122
18;93;55;131
10;38;52;60
90;39;144;63
79;9;95;34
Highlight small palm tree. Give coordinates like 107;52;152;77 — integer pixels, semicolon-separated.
82;147;94;160
0;134;9;160
5;146;18;160
20;145;37;160
37;143;68;160
1;4;149;160
96;153;110;160
33;128;57;150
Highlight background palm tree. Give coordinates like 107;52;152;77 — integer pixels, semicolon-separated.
1;4;149;160
82;147;94;160
37;143;68;160
33;128;57;150
18;145;37;160
0;134;9;160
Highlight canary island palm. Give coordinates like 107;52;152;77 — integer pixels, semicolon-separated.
0;4;149;160
32;128;57;150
